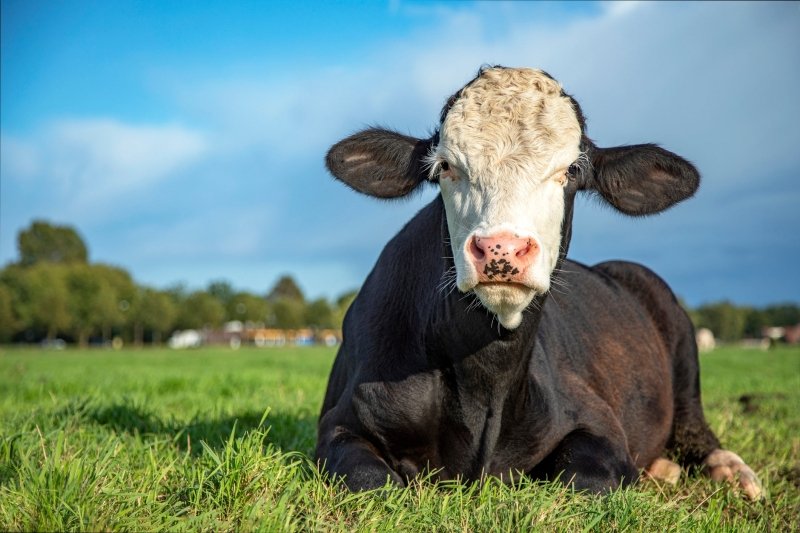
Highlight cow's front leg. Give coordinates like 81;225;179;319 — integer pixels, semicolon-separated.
530;430;639;493
316;428;404;492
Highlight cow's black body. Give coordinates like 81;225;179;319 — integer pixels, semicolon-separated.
316;196;718;492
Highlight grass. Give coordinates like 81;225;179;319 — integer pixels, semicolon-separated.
0;344;797;532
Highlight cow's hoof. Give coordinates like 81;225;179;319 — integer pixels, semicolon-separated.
645;457;681;485
703;449;763;500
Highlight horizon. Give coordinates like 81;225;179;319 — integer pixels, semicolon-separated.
2;1;799;307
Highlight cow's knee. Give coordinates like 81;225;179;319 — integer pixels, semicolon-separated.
317;428;406;492
532;431;639;494
341;464;405;492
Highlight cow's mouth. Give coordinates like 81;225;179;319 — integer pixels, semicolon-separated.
473;282;538;330
477;281;529;290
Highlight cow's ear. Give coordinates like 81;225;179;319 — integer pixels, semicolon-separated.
586;144;700;216
326;128;433;199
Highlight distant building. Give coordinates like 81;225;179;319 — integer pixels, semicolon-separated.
168;323;343;349
245;327;319;347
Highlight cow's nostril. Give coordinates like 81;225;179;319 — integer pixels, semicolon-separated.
470;238;485;261
516;240;539;258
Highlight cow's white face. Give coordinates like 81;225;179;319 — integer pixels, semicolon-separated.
428;68;583;329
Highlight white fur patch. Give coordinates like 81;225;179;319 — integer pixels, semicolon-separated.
430;68;582;328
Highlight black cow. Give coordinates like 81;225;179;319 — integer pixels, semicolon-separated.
316;66;761;499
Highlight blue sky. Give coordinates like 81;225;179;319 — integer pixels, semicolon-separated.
1;1;798;306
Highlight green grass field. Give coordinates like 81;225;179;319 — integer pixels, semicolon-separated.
0;345;798;532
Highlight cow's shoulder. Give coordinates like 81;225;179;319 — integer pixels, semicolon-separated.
536;259;674;365
590;260;691;344
337;197;447;375
354;195;445;307
549;259;682;320
591;260;674;297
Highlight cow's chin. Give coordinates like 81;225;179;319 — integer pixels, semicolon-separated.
473;283;538;330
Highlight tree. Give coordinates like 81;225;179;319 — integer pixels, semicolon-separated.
695;301;747;343
267;275;305;303
17;220;88;266
164;283;189;303
65;264;120;346
763;304;800;327
207;280;236;308
92;263;137;341
0;263;71;341
305;298;335;329
226;292;270;324
131;288;177;345
0;265;28;339
270;299;306;329
0;284;18;341
742;307;766;338
176;291;225;330
266;275;306;329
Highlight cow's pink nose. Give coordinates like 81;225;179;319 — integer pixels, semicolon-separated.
468;233;539;283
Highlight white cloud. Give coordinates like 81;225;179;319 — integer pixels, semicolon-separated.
0;136;41;178
601;0;643;18
119;207;276;260
2;119;208;218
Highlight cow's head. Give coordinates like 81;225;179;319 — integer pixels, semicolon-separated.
327;66;699;329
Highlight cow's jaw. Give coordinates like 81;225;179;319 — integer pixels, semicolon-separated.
472;283;537;330
430;68;582;330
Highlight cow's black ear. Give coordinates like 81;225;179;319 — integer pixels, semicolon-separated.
326;128;433;199
586;144;700;216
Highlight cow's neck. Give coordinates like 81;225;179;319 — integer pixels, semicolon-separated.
428;281;548;476
429;209;549;406
432;291;545;394
424;205;564;473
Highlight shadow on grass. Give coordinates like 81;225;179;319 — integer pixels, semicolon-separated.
54;398;317;456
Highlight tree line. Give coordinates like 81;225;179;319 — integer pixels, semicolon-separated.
0;220;797;346
687;301;799;343
0;221;355;346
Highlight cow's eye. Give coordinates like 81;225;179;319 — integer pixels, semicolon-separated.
566;163;579;177
440;161;450;172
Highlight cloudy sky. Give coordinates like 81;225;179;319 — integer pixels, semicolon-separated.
2;1;798;306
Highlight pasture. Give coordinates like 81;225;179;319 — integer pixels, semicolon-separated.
0;345;797;532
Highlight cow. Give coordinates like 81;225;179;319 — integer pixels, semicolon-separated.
315;66;761;500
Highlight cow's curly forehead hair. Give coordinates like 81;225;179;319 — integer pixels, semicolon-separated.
437;65;587;133
430;66;587;179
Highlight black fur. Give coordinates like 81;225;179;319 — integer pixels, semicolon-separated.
317;68;719;493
